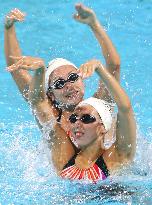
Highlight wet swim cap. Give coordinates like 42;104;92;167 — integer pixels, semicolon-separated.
78;97;113;131
45;58;77;91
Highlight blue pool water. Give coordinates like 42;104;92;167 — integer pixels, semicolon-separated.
0;0;152;204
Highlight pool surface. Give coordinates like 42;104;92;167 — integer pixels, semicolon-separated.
0;0;152;204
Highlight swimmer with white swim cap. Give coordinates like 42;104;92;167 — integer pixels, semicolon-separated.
44;58;85;117
60;97;113;181
5;4;124;173
60;63;136;181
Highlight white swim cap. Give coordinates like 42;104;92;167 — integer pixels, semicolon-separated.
45;58;77;91
78;97;113;131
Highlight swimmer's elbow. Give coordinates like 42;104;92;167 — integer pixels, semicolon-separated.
126;147;136;162
119;98;132;113
115;56;120;67
109;55;120;68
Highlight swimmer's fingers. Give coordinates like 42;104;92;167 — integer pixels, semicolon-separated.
82;67;93;79
6;64;34;72
12;10;25;22
19;60;45;70
73;13;91;25
13;8;26;18
9;56;26;67
24;60;45;70
78;65;87;79
10;8;25;20
75;3;92;17
17;65;34;70
73;14;83;23
78;64;95;79
6;56;44;72
74;3;96;25
8;15;24;23
6;63;32;72
78;67;86;79
5;9;25;28
9;13;25;23
10;56;45;69
74;4;89;24
84;65;95;78
6;60;24;72
9;56;25;60
83;59;102;78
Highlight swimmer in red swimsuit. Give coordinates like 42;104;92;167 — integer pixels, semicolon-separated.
60;62;136;181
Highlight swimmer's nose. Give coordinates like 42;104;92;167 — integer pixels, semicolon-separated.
64;81;73;89
75;119;83;127
64;82;71;90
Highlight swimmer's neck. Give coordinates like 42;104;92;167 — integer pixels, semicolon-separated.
79;137;102;151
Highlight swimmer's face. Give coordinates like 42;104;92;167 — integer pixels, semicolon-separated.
69;105;106;148
48;65;84;106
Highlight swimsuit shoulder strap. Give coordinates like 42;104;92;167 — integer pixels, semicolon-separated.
62;153;78;170
95;155;110;177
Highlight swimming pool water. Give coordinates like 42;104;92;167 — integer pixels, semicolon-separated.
0;0;152;204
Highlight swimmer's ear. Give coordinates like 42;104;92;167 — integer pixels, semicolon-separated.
96;124;106;137
96;125;107;150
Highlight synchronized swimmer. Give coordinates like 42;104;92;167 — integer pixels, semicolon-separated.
5;3;136;182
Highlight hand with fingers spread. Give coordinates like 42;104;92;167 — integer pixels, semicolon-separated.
78;59;101;79
6;56;45;72
5;8;25;29
73;3;97;26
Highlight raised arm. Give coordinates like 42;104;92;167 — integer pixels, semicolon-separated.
7;56;54;125
74;3;120;101
4;9;32;101
28;61;53;125
76;59;136;167
96;63;136;161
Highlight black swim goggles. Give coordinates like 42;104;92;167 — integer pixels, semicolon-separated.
69;113;96;124
48;73;79;90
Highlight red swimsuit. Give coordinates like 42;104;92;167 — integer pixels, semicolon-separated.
60;153;109;181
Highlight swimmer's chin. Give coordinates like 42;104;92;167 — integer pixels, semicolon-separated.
64;97;83;107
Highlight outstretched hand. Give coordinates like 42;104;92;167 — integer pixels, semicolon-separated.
5;8;25;29
6;56;45;72
78;59;101;79
73;3;96;26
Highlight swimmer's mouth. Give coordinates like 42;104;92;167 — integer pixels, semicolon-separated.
74;131;84;139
